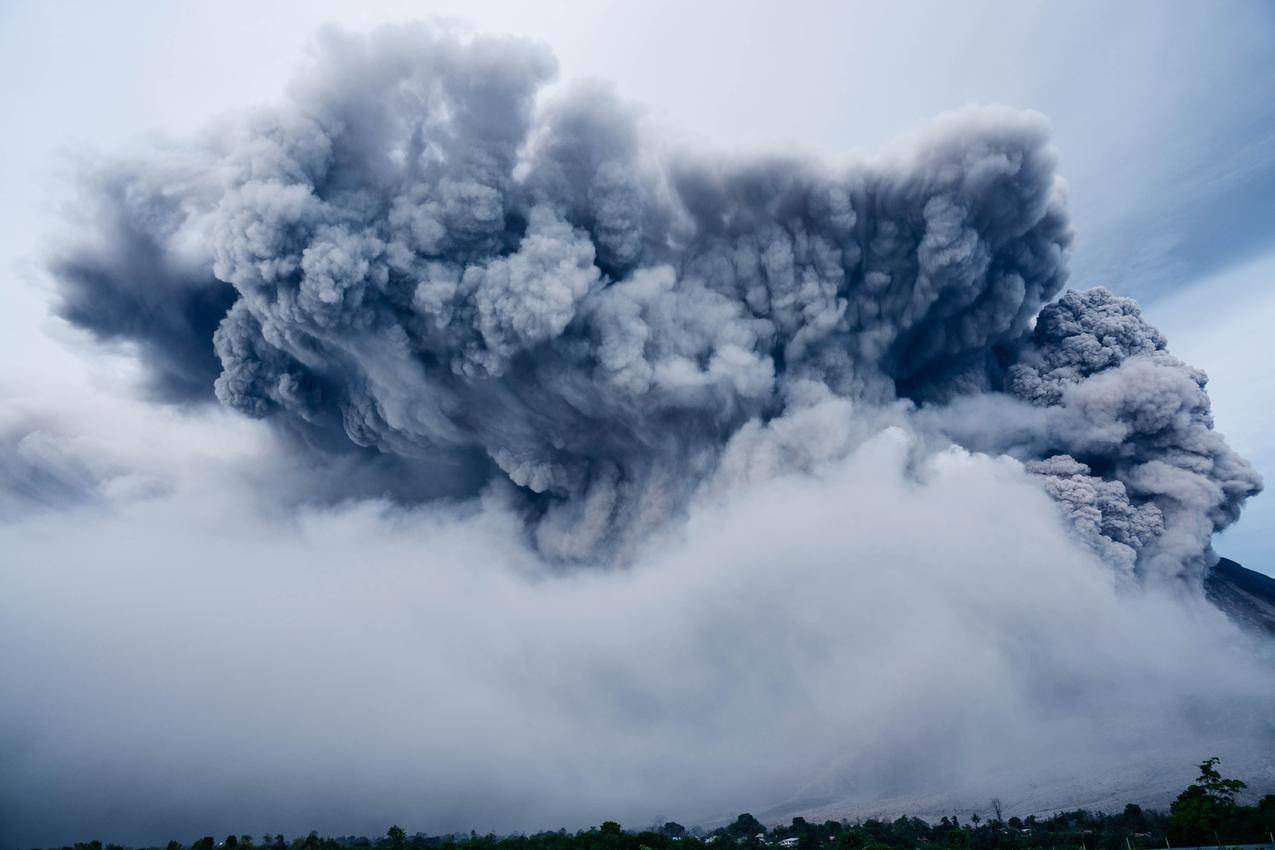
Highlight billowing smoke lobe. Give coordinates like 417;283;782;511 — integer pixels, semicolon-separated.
48;23;1258;575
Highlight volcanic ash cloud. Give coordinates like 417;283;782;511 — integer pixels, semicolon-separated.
46;23;1260;577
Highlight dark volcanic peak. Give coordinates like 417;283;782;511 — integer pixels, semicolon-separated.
1207;558;1275;639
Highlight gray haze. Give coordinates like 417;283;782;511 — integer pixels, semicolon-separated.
3;417;1274;848
2;21;1273;850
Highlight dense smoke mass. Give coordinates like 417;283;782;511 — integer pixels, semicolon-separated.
47;24;1258;574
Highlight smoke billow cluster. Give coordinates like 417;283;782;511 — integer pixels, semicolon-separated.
49;24;1257;574
1009;289;1263;576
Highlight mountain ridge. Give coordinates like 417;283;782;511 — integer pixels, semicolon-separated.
1206;557;1275;639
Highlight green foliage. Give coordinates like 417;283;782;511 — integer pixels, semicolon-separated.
1169;757;1250;844
726;815;766;840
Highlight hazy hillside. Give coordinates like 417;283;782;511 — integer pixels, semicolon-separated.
1207;559;1275;639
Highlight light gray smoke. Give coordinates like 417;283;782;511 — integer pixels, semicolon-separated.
47;23;1258;576
922;286;1263;579
1010;288;1263;577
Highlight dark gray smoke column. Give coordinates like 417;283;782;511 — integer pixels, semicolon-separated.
49;24;1258;570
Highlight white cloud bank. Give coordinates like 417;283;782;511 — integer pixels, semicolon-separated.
1;396;1272;848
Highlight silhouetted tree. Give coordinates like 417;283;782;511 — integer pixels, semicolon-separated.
1170;757;1248;843
726;815;765;839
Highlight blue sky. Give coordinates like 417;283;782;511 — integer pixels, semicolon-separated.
1;0;1272;569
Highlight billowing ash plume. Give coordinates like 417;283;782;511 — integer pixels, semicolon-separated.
1010;288;1263;576
49;23;1259;573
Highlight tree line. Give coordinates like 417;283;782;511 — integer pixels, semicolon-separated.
32;758;1275;850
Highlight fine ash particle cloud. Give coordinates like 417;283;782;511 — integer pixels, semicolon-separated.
45;24;1258;575
2;20;1271;850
